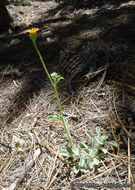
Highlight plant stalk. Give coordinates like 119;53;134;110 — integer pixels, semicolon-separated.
33;41;75;149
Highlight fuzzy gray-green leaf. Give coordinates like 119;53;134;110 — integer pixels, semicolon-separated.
85;130;93;140
79;156;86;167
101;148;108;154
47;115;60;121
106;141;117;147
96;126;101;137
100;135;108;142
78;142;88;149
59;148;70;157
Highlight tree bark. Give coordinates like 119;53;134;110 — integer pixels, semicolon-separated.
0;0;13;28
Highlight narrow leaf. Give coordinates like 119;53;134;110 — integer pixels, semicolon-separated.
95;137;104;145
85;130;93;140
59;150;70;157
78;142;88;149
59;147;70;157
107;141;117;147
79;156;86;167
66;147;74;156
55;113;61;119
82;148;90;154
92;138;101;149
56;76;64;84
47;115;60;121
96;126;101;137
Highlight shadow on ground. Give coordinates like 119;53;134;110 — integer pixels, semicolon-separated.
0;0;135;124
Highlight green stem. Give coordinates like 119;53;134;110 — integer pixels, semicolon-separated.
33;40;74;149
54;85;75;149
33;41;54;88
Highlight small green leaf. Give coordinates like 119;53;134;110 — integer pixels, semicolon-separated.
47;116;58;121
55;113;61;118
100;135;108;142
92;138;101;149
93;158;99;165
101;148;108;154
88;158;99;168
95;137;104;145
85;130;93;140
60;147;76;157
107;141;117;147
96;126;101;137
86;148;97;157
74;165;80;174
60;146;67;151
56;76;64;84
79;156;86;167
82;148;90;154
59;150;70;157
66;147;74;156
47;114;61;121
59;146;74;157
92;148;99;157
78;142;88;149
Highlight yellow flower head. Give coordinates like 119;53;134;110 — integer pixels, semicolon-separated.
26;28;39;35
26;28;39;42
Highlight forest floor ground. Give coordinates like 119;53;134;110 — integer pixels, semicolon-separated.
0;0;135;189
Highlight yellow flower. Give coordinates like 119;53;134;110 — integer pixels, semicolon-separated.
26;28;39;35
26;28;39;42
